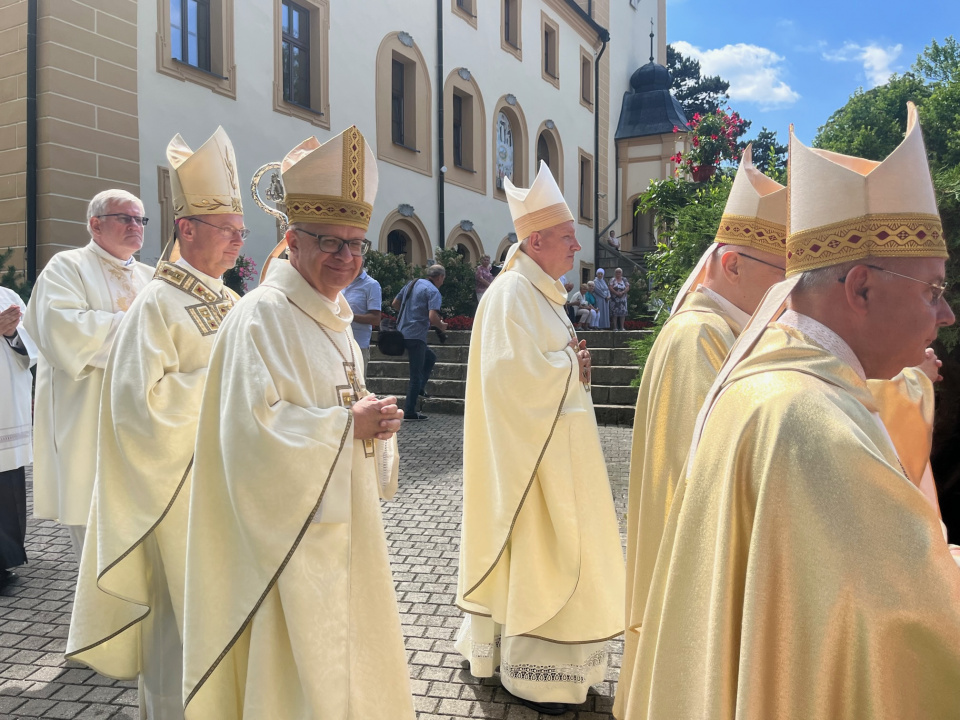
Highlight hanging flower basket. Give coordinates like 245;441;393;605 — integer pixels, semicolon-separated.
691;166;716;182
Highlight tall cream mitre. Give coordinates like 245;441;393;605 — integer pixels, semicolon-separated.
167;126;243;219
715;144;787;256
504;161;575;241
281;125;378;230
786;102;947;276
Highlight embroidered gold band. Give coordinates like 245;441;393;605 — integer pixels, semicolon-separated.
786;213;947;276
715;213;786;255
514;203;575;241
154;261;235;336
285;194;374;230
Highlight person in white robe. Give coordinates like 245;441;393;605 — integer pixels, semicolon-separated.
66;127;245;719
0;286;38;589
23;190;153;563
456;161;625;716
180;126;416;720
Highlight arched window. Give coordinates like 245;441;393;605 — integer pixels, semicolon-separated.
375;32;432;176
446;226;483;263
535;121;564;191
444;69;486;195
379;209;432;266
492;96;528;200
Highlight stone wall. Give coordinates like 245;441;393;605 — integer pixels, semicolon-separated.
0;0;27;275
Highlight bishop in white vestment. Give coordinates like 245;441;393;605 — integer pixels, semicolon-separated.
67;128;244;719
456;162;625;715
181;127;415;719
23;190;153;561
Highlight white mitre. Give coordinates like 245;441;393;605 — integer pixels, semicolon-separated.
167;126;243;219
504;160;575;242
281;125;379;230
787;101;946;276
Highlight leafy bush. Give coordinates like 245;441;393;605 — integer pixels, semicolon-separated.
222;254;257;296
365;250;412;314
0;248;32;303
432;247;478;319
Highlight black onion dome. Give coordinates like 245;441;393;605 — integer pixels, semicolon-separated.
630;61;671;92
616;61;688;140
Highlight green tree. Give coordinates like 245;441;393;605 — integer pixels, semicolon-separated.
744;126;787;180
813;73;931;160
913;36;960;84
667;44;732;119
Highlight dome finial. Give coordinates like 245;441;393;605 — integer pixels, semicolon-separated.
649;18;654;64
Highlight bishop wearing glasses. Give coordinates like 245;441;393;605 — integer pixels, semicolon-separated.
24;189;153;563
66;127;245;718
179;126;415;719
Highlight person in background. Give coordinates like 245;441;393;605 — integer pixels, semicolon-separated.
0;287;38;591
475;255;493;302
580;280;600;330
609;267;631;331
344;258;383;367
24;189;154;564
594;268;611;329
393;265;448;421
608;229;621;251
563;281;578;324
573;283;596;329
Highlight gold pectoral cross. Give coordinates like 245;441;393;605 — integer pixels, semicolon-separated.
336;362;375;458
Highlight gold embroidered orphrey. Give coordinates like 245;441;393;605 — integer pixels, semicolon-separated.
313;316;376;459
786;212;947;275
154;262;236;337
716;213;787;254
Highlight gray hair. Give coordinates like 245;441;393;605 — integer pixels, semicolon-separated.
793;257;887;294
425;264;446;278
87;189;143;224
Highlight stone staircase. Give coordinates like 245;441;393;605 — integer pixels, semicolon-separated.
366;329;646;425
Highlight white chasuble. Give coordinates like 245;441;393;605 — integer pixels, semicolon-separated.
24;241;153;525
66;260;238;708
0;286;38;472
181;260;412;720
456;247;625;704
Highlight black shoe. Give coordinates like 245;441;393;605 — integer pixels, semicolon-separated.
406;412;428;420
0;570;20;590
419;391;432;398
511;694;570;716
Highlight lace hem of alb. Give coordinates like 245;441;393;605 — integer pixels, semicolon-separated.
470;635;501;659
500;648;606;684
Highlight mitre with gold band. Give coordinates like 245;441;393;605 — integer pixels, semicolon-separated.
686;102;949;467
787;101;946;276
253;125;378;281
161;126;243;261
501;160;575;272
671;143;787;314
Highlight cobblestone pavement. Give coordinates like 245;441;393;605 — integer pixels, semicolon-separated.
0;415;632;719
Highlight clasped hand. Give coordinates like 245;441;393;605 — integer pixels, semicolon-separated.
569;338;591;385
0;304;21;338
352;393;404;441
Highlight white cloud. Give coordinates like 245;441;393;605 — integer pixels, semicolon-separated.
672;41;801;110
822;42;903;87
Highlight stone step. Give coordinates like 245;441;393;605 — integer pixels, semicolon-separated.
591;384;640;406
390;395;634;426
370;329;650;352
371;329;471;346
368;377;466;399
367;360;639;387
370;345;470;363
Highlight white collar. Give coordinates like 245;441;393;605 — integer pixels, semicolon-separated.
175;257;224;293
777;309;866;381
88;240;137;267
696;285;751;330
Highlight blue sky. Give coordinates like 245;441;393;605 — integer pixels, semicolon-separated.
665;0;960;146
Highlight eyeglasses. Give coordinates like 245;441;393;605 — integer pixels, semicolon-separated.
737;252;786;273
839;264;948;302
97;213;149;227
294;228;370;257
189;217;251;240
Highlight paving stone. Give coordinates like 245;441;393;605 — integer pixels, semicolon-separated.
2;419;632;719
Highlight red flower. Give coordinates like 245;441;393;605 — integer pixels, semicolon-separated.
672;125;679;133
711;134;718;140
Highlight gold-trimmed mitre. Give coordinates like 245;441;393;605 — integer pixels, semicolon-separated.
504;161;575;241
281;125;378;230
715;144;787;256
167;126;243;219
787;102;946;276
